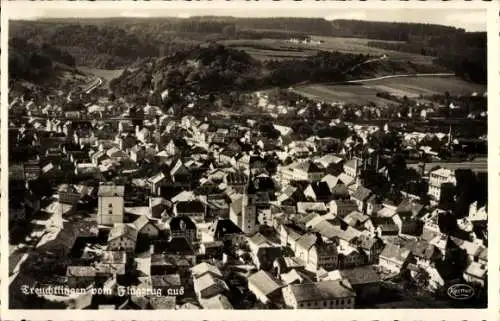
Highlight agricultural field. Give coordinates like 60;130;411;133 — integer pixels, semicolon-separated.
291;83;394;105
361;76;486;97
219;36;434;64
292;76;486;105
309;36;435;65
219;39;316;60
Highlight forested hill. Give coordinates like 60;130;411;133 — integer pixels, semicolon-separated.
20;17;467;40
109;44;443;100
10;18;486;83
330;20;465;41
9;37;77;83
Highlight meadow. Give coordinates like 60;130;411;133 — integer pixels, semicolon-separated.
220;36;435;64
292;76;486;105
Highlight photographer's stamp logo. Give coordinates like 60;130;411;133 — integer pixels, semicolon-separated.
447;284;475;300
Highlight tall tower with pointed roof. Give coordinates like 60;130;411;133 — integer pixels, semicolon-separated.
241;171;257;234
447;124;453;149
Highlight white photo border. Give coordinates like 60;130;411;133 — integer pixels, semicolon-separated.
1;1;498;320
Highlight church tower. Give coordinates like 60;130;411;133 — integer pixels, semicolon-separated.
447;125;453;150
241;172;257;234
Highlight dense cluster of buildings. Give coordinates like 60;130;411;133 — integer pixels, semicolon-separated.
7;87;487;309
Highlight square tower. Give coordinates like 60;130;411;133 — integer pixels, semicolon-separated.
98;183;125;226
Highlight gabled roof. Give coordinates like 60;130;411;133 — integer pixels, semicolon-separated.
312;221;361;242
316;154;343;167
339;265;381;285
209;219;243;238
321;174;340;190
282;224;305;241
277;186;304;203
305;182;331;199
249;232;271;247
338;173;354;186
170;159;189;177
199;294;233;309
149;172;166;184
380;243;410;263
194;273;228;295
343;211;370;228
287;280;355;302
133;215;157;232
191;262;223;279
377;206;397;218
296;233;318;250
397;198;425;217
412;241;437;260
108;223;138;242
171;191;196;203
352;186;372;202
292;160;322;173
248;270;282;296
464;261;487;279
281;269;305;285
151;274;182;287
106;147;124;157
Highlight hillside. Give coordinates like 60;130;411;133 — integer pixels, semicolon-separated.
9;37;76;83
109;44;446;100
9;18;486;84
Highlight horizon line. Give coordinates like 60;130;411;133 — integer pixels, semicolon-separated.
11;16;484;33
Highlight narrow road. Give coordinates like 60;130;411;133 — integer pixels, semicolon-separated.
83;77;103;94
290;73;456;91
344;73;455;84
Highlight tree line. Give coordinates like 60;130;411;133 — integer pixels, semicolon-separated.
9;37;76;82
109;45;380;99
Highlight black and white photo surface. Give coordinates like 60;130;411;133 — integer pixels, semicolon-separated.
2;1;496;318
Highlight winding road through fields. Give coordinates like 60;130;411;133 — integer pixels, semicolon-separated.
343;73;455;84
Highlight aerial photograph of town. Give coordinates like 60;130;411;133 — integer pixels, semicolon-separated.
6;5;488;310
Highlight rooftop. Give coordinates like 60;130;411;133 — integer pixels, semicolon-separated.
98;184;125;197
248;270;283;296
287;280;355;302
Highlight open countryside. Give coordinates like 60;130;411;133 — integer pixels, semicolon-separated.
220;36;435;64
292;76;487;105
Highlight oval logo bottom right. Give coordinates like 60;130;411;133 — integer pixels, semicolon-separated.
447;284;475;300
